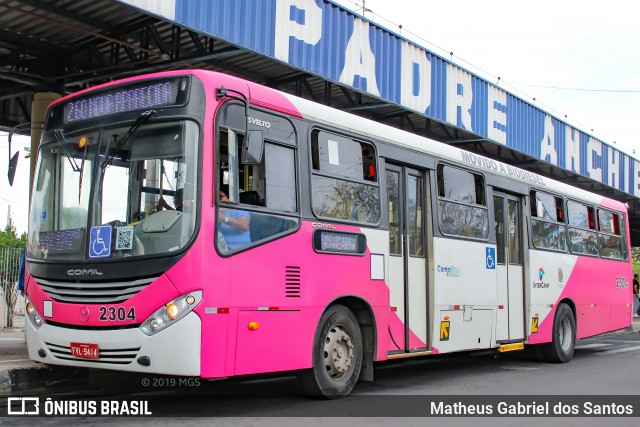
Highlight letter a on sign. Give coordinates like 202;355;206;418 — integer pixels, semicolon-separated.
440;321;450;341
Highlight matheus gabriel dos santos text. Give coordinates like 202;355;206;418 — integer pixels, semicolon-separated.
430;401;634;416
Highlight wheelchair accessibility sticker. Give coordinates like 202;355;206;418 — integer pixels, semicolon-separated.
89;225;112;258
485;247;495;269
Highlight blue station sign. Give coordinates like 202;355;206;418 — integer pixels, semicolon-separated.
120;0;640;197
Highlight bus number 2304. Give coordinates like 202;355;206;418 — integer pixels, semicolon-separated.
99;306;136;322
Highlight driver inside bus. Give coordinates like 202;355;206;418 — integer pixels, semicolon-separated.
218;185;251;251
158;188;192;212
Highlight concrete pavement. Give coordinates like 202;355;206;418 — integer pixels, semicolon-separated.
1;318;639;395
0;330;88;395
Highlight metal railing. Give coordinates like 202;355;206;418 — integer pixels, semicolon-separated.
0;247;25;331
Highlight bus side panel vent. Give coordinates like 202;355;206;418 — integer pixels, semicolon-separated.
285;266;301;298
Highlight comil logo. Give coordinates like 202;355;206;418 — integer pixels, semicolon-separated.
7;397;40;415
67;268;103;276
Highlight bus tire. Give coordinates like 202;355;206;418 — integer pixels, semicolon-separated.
299;304;363;399
540;303;576;363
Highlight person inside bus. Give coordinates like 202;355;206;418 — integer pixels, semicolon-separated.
633;274;639;318
218;185;251;250
158;188;192;212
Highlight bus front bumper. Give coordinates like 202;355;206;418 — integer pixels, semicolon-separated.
25;312;201;376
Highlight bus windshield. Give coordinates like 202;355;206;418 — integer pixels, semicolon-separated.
27;119;199;261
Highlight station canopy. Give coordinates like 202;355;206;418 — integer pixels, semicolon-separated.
1;0;639;244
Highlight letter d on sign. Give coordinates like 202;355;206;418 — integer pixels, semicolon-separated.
400;43;431;114
274;0;323;62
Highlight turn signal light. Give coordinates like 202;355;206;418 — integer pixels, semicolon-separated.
248;321;260;330
166;303;179;320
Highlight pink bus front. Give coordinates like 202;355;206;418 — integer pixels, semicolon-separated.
23;70;380;398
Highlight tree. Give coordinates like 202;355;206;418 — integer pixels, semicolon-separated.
0;224;26;329
633;247;640;276
0;224;27;248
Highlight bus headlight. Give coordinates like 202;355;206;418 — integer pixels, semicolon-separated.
25;298;43;330
139;291;202;336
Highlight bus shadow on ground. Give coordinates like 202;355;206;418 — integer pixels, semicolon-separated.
74;348;543;397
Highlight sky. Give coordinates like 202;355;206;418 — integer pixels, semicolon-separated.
1;0;638;235
333;0;640;151
0;132;31;235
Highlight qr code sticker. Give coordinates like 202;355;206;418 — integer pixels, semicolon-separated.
115;226;134;250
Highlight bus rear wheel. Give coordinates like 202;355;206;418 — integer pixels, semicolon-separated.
540;303;576;363
299;304;363;398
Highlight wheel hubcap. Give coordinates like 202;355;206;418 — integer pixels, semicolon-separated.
323;325;354;380
558;316;572;352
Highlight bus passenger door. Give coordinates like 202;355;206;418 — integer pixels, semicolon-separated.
493;191;525;342
386;165;428;353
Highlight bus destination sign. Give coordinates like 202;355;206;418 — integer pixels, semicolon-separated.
313;230;366;255
63;80;180;124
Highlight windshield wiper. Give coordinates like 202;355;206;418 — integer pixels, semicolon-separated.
98;134;116;203
96;110;156;203
118;109;157;148
100;134;115;169
78;142;88;203
98;109;157;172
53;129;80;172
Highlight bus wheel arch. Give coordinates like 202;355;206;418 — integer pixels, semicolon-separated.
332;296;376;383
540;300;576;363
299;298;376;398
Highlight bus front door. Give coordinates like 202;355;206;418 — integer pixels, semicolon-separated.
386;165;428;352
493;191;525;342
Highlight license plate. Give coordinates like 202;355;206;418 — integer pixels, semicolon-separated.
70;342;99;359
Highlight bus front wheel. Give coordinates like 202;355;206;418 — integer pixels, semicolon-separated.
540;303;576;363
299;304;363;398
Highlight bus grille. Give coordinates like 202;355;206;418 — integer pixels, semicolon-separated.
34;277;157;304
285;266;301;298
45;342;140;365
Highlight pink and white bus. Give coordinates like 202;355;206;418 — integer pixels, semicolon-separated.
23;70;632;397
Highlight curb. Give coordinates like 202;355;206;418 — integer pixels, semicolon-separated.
0;364;89;396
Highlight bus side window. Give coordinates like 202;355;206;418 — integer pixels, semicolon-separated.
436;164;489;239
567;200;598;256
310;130;381;225
597;209;623;260
217;128;298;252
530;190;566;252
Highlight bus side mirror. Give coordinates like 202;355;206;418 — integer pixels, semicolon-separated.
242;130;264;165
8;152;19;186
7;122;31;186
